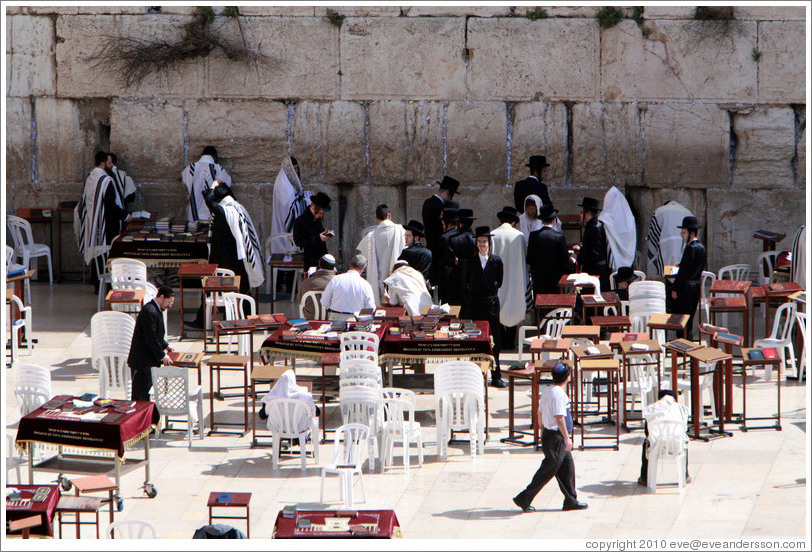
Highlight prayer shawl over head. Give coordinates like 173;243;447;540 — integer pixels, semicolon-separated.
74;167;120;265
261;369;317;415
518;194;543;246
491;222;530;327
791;225;806;286
111;166;136;205
645;201;692;277
599;187;637;271
357;219;406;305
383;265;432;317
182;154;232;222
270;157;312;255
219;195;265;289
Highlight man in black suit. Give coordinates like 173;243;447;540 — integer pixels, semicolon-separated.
293;192;333;272
128;286;175;424
398;220;432;284
422;176;460;281
448;208;477;307
577;196;610;292
436;206;459;304
514;155;551;213
670;216;706;339
528;203;575;297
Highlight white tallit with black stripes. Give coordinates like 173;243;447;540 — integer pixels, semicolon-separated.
220;195;265;288
110;166;136;204
74;167;119;265
645;201;692;277
182;154;232;222
270;157;311;255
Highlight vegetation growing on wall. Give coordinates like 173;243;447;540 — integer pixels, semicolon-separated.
525;7;548;21
597;6;624;29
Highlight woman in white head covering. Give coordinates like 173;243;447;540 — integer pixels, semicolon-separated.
519;194;543;245
258;370;318;425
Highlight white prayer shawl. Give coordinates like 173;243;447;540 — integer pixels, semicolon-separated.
74;167;120;265
270;157;312;254
182;154;232;222
645;201;693;277
220;196;265;289
357;219;406;305
111;166;136;204
791;225;806;287
384;266;432;317
261;370;316;430
518;194;543;245
492;222;529;327
599;186;637;271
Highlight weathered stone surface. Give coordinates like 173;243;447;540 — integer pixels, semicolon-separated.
446;101;507;187
205;17;339;99
75;7;146;15
403;6;511;17
109;99;184;184
797;107;806;189
545;7;602;18
368;101;445;187
238;6;316;16
6;97;32;183
642;7;696;19
323;6;402;17
758;22;806;103
290;101;366;185
6;6;79;15
643;103;729;188
735;7;806;20
467;18;599;101
34;98;110;183
732;106;795;189
509;101;568;191
185;100;288;183
8;16;55;96
602;20;757;102
56;15;204;98
572;102;643;189
140;182;189;221
341;17;465;100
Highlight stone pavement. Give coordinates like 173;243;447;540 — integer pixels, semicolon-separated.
4;282;808;541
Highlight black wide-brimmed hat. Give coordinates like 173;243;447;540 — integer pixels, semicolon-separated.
310;192;331;211
615;266;639;283
496;205;520;224
527;155;551;170
677;216;700;230
578;196;601;212
458;208;475;222
538;202;559;221
404;219;425;237
442;208;459;222
437;175;461;195
474;225;494;238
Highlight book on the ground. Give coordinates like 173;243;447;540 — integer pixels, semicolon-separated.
747;349;764;360
217;493;231;504
762;348;779;359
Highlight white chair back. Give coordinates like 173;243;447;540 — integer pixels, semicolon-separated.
221;292;257;355
339;384;382;470
6;245;14;269
339;359;382;386
610;269;646;290
756;252;779;285
107;520;158;539
340;331;380;363
151;365;204;447
15;364;51;391
110;258;148;286
265;398;319;470
98;353;132;399
15;383;50;417
300;290;327;320
434;361;485;460
539;307;572;337
645;402;689;491
91;311;136;371
329;423;370;468
717;263;751;282
795;311;807;381
6;215;33;253
770;301;797;343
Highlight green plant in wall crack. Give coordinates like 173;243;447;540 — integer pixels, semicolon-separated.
326;8;345;28
525;7;548;21
597;6;623;29
752;48;762;63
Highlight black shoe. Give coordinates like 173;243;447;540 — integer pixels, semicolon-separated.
491;379;507;388
637;477;647;486
513;496;535;513
562;501;588;511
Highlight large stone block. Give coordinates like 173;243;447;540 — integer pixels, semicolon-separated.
642;7;696;19
732;106;795;189
403;6;511;17
56;15;205;98
601;20;757;101
140;182;188;221
572;102;644;189
34;98;111;183
467;18;599;101
109;99;184;184
797;107;806;189
509;101;568;191
446;101;507;188
205;17;339;99
368;100;445;187
643;103;730;188
341;17;465;100
238;6;316;16
545;7;602;18
323;6;402;17
75;7;146;15
758;22;806;103
6;97;32;183
735;7;806;20
185;100;288;183
8;15;56;96
7;6;79;15
290;101;367;185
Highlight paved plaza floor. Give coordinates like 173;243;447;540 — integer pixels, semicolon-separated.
4;282;809;542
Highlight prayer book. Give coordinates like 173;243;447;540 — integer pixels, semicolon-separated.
76;392;98;403
101;412;122;424
747;349;764;360
41;395;72;410
667;314;685;326
272;313;288;323
762;348;779;359
109;290;136;301
282;505;297;518
715;332;743;345
7;268;26;278
218;321;234;329
219;276;235;287
288;318;310;329
622;334;638;341
585;346;601;355
358;308;375;317
232;319;252;328
700;323;729;335
630;343;649;351
217;493;231;504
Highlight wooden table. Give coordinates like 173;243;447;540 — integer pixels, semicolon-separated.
752;229;786;252
648;313;689;341
663;339;703;393
589;315;632;332
177;263;217;339
268;253;304;312
557;273;599;295
708;297;749;347
6;484;60;537
710;279;752;344
105;288;146;311
207;354;251;436
534;293;576;327
685;347;733;441
6;269;35;306
501;363;542;449
608;332;649;352
561;325;601;343
764;282;803;339
208;492;251;538
202;275;240;351
56;495;102;539
570;343;614;426
581;292;621;323
56;201;78;280
618;339;663;430
70;474;118;524
167;351;204;386
528;338;571;363
739;348;783;431
576;358;620;450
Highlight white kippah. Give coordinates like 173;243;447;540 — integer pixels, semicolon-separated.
321;254;336;264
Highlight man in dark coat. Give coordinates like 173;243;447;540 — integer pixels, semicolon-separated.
422;176;460;281
128;286;175;424
436;206;460;304
577;196;610;292
202;181;251;295
514;155;551;213
670;216;706;339
462;226;505;387
528;203;575;297
398;220;432;284
293;192;333;272
447;208;477;307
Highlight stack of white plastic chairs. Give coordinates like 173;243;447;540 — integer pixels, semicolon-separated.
434;361;485;461
14;364;52;418
628;280;667;344
91;311;136;400
222;291;257;356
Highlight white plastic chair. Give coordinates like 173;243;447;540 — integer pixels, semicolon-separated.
7;294;33;362
753;301;797;382
339;384;382;471
794;311;806;381
320;423;369;508
151;365;204;448
91;245;112;312
97;352;132;400
339;359;383;386
265;233;304;300
204;268;235;330
756;252;779;286
677;363;717;423
299;290;327;320
517;307;572;361
91;311;136;372
264;398;320;471
716;264;751;329
623;355;658;426
7;215;53;285
6;245;31;302
609;269;646;290
698;271;716;327
434;361;486;461
107;520;158;539
110;258;157;302
14;380;51;418
6;433;25;484
379;390;423;473
340;331;380;364
221;291;257;356
645;402;689;492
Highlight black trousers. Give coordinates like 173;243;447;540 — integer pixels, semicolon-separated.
131;367;161;424
515;428;578;507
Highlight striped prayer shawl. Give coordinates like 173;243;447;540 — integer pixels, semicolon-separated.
645;202;692;277
182;155;232;222
220;196;265;289
75;168;116;265
791;225;805;286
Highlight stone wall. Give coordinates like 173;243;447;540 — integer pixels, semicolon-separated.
5;5;807;276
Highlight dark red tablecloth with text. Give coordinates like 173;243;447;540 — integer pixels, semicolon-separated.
6;484;60;536
260;321;389;357
273;509;401;538
380;320;493;357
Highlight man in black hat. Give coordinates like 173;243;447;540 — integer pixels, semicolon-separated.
528;202;575;297
514;155;551;214
613;266;641;301
436;205;460;304
577;196;610;292
447;208;477;307
398;219;432;283
423;176;460;279
293;192;333;272
670;216;706;339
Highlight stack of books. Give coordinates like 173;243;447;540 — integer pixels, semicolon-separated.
462;321;481;337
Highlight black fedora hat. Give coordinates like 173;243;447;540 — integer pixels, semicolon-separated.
405;219;425;237
310;192;331;211
437;175;461;195
458;208;475;222
442;207;459;222
527;155;551;170
677;216;700;230
496;205;520;224
474;225;493;238
615;266;639;283
538;202;559;221
578;196;601;212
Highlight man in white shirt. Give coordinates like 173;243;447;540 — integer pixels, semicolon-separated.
513;362;588;512
357;204;406;305
321;254;376;321
181;145;232;222
383;260;432;317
